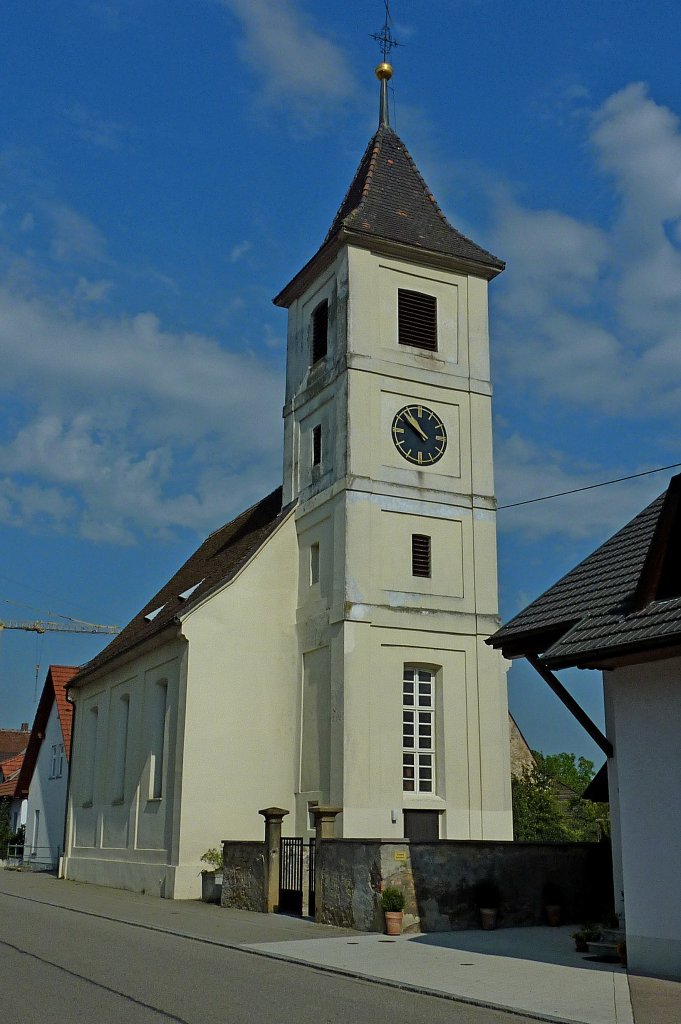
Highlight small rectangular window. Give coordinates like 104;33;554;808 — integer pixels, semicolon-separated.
412;534;431;577
310;542;320;584
311;300;328;364
312;424;322;467
398;289;437;351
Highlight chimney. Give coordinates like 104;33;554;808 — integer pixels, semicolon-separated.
21;723;29;731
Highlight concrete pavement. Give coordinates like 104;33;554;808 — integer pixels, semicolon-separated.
2;870;679;1024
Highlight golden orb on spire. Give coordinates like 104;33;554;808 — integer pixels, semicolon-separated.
375;61;393;81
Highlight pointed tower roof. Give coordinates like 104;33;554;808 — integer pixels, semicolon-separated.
326;125;503;267
275;124;503;306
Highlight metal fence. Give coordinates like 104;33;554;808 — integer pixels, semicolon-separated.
2;844;60;871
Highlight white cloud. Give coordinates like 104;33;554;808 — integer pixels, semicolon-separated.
220;0;357;120
49;205;107;263
74;277;114;303
229;240;252;263
495;434;667;541
64;103;132;151
0;286;283;543
492;83;681;419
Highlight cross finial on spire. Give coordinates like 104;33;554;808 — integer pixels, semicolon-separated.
371;1;401;128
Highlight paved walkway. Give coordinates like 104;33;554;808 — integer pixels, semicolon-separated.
2;871;680;1024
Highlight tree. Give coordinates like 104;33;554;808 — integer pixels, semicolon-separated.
512;754;610;842
0;798;10;858
512;767;572;841
532;751;595;796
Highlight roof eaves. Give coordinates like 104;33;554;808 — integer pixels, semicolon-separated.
176;498;297;622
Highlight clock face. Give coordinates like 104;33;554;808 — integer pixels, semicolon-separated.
391;404;447;466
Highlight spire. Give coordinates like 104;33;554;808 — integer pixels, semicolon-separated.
376;62;392;128
371;0;400;128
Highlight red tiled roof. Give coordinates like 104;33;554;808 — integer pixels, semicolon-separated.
0;751;25;797
12;665;78;796
50;665;77;758
0;727;30;761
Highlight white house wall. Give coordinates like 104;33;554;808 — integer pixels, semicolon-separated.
166;512;299;897
606;658;681;980
64;638;187;898
24;701;68;866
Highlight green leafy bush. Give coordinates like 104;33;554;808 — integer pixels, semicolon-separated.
380;886;406;912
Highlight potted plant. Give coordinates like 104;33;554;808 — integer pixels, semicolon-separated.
542;882;563;926
200;847;223;903
572;924;601;952
473;877;501;930
380;886;406;935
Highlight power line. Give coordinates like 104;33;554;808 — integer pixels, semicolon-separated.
498;461;681;511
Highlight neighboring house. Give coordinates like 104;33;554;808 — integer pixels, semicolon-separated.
64;69;514;900
0;723;30;761
489;473;681;981
19;666;77;869
0;751;26;837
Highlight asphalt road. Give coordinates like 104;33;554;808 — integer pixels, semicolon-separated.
0;884;535;1024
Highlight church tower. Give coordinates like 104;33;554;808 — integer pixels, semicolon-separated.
274;59;513;842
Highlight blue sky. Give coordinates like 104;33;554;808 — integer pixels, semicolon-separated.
2;1;681;768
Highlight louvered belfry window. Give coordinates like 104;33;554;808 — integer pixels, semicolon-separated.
311;299;328;364
398;289;437;351
412;534;431;578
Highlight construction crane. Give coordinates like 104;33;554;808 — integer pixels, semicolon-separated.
0;619;119;635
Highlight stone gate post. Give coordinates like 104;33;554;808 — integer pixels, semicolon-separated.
311;805;342;923
259;806;288;913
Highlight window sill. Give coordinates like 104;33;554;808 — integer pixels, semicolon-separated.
111;798;125;807
146;797;162;804
402;795;446;809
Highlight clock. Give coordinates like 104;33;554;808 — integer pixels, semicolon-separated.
391;404;447;466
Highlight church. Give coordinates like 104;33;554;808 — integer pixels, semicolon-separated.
64;60;513;899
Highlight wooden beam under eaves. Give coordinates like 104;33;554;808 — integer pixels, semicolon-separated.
526;653;614;758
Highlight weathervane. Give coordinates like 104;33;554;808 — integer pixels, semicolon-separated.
371;0;401;63
370;1;401;128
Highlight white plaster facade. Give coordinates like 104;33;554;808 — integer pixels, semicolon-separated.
24;701;69;867
604;657;681;980
65;516;298;898
282;244;512;841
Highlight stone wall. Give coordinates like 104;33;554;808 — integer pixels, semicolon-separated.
221;841;266;912
318;839;613;933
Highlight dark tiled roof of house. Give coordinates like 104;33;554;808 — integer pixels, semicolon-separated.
70;487;292;685
489;479;681;667
323;126;504;269
0;726;30;762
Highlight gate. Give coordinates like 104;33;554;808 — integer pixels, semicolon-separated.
279;837;303;915
278;837;315;916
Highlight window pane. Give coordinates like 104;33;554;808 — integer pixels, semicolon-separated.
418;670;432;683
403;669;415;682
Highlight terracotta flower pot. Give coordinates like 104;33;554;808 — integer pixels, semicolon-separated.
384;911;403;936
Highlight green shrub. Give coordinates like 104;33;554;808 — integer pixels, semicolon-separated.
380;886;406;912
